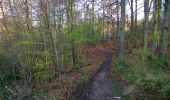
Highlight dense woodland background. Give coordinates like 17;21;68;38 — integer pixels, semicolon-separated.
0;0;170;99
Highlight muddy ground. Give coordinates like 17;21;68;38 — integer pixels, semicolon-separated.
72;51;122;100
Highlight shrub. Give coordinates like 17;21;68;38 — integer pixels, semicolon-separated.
119;53;170;99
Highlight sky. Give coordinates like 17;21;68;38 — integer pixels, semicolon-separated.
0;0;156;21
126;0;144;20
76;0;145;21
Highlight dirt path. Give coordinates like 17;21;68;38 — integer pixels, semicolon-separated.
72;51;121;100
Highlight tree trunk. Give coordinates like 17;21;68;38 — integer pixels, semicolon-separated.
92;0;95;36
0;1;9;33
143;0;149;52
119;0;125;66
152;0;162;52
25;0;31;31
160;0;170;56
116;0;120;41
135;0;137;33
130;0;134;50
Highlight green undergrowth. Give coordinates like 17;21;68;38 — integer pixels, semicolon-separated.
113;50;170;100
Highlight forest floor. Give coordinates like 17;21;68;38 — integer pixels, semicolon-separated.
72;51;122;100
34;43;170;100
35;43;123;100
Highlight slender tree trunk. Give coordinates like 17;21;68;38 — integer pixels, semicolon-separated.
130;0;134;50
160;0;170;56
0;1;9;33
102;1;105;41
25;0;30;31
116;0;120;41
119;0;125;66
51;0;62;79
143;0;149;52
69;0;78;65
152;0;162;52
135;0;137;33
92;0;95;36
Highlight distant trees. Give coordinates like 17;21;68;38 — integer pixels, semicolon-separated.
1;0;170;98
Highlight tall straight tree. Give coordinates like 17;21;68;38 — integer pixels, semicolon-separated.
24;0;31;31
130;0;134;49
152;0;162;52
0;1;9;33
50;0;62;79
116;0;120;39
69;0;79;65
143;0;149;52
160;0;170;56
92;0;95;36
135;0;137;33
119;0;125;66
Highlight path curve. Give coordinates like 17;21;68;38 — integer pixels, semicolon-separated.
72;51;120;100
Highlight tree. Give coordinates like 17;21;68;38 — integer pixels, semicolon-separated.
116;0;120;41
143;0;150;52
50;0;62;79
92;0;95;36
130;0;134;49
119;0;125;66
24;0;31;31
135;0;137;33
0;0;9;33
160;0;170;56
152;0;162;52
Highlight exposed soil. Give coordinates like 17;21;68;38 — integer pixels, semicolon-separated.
72;51;121;100
35;43;119;100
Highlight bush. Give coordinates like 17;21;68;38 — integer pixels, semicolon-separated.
119;53;170;99
150;55;168;70
122;65;170;99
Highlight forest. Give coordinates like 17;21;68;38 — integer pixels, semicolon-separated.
0;0;170;100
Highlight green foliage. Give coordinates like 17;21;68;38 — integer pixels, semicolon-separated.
149;55;168;70
120;53;170;99
62;23;102;45
140;49;155;60
139;50;168;70
72;64;81;70
122;66;170;99
150;32;159;41
63;32;86;45
0;83;5;95
35;55;52;70
114;58;126;72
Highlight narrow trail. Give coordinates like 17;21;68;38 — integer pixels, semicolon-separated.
72;51;121;100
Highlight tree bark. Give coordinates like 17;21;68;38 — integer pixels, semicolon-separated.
160;0;170;56
130;0;134;50
116;0;120;42
135;0;137;33
152;0;162;52
119;0;125;66
143;0;149;52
